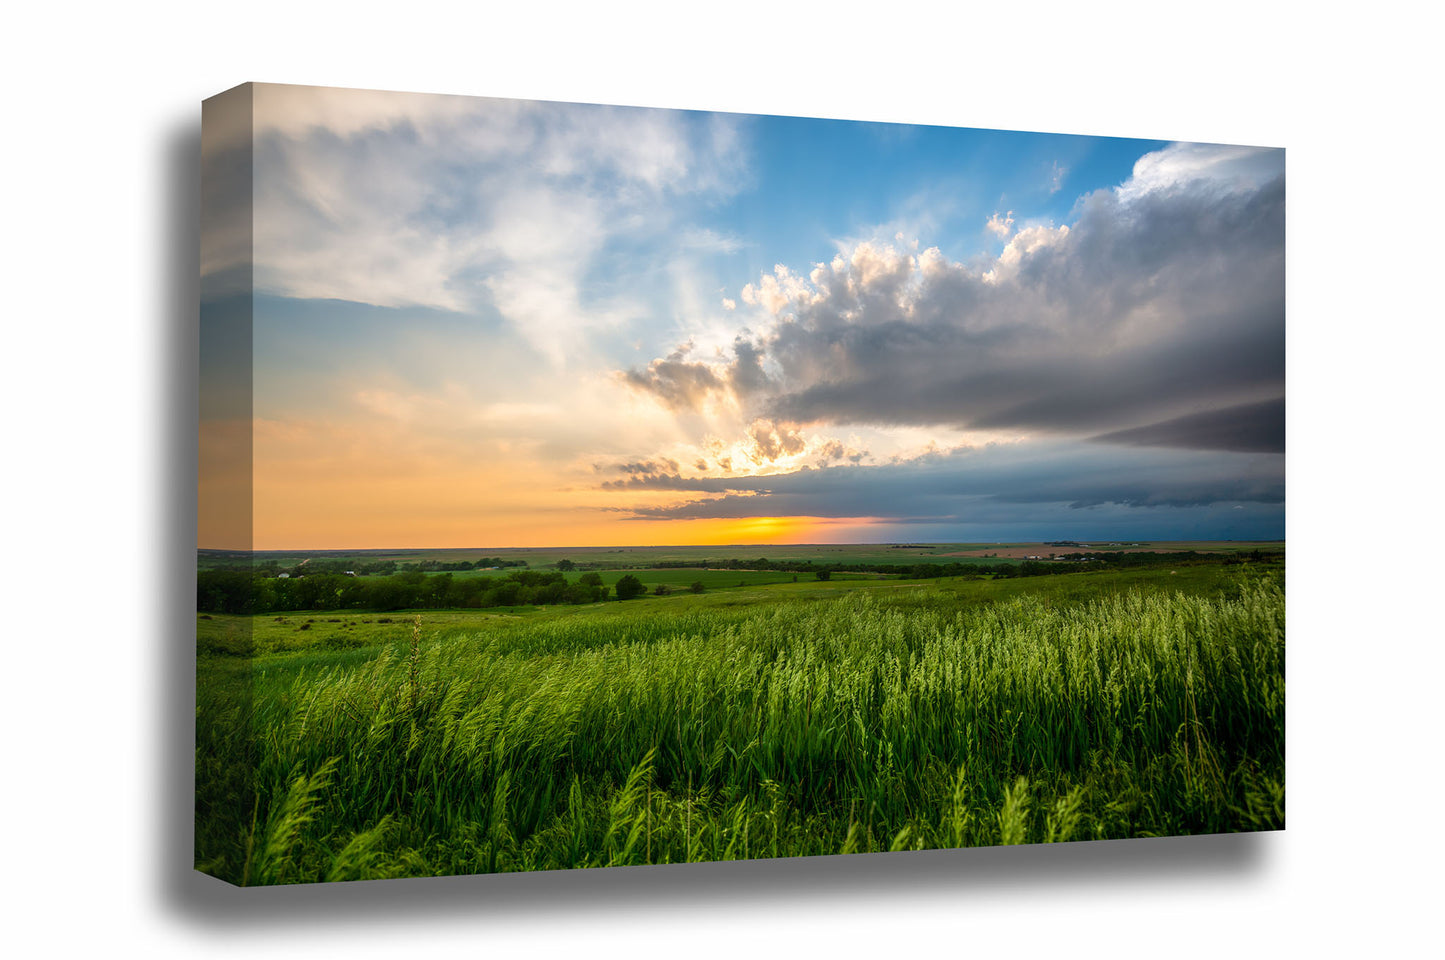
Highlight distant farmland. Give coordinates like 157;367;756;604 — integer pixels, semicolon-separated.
200;540;1284;571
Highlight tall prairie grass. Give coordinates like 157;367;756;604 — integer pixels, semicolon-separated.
196;576;1283;884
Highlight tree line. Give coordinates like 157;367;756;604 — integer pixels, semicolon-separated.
648;556;1037;579
234;556;530;579
648;550;1279;580
197;551;1280;615
198;569;606;615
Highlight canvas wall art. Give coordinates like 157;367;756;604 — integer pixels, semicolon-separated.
197;82;1284;886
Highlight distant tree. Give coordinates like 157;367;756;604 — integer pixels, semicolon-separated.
487;580;522;607
815;570;831;581
367;577;416;612
690;581;705;594
424;572;454;606
563;582;600;604
556;559;576;571
653;584;671;596
578;572;604;587
534;580;569;604
615;575;645;600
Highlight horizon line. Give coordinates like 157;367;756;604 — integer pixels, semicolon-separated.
200;537;1287;553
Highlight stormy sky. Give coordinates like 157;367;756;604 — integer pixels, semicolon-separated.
201;84;1283;548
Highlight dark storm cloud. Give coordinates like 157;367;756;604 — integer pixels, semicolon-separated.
814;439;868;466
616;458;681;475
623;145;1285;453
600;457;688;490
1092;397;1285;453
618;348;728;411
602;473;691;490
729;336;772;397
620;335;773;411
610;441;1283;520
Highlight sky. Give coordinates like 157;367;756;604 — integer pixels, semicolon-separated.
200;83;1284;550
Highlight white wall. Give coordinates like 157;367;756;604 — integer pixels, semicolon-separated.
3;2;1438;954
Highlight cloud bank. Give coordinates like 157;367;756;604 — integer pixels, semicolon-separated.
606;440;1282;518
622;142;1285;454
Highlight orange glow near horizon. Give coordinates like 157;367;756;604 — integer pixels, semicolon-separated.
218;414;887;551
242;516;873;552
653;515;820;547
246;462;850;550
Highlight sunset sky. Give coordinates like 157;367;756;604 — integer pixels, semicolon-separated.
200;83;1284;550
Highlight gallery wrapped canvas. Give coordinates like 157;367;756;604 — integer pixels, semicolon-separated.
197;83;1284;886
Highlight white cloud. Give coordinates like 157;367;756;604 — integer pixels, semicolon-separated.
983;223;1070;284
1049;160;1067;194
985;210;1015;239
741;264;813;315
1116;141;1283;203
252;84;488;141
680;227;744;253
221;84;750;366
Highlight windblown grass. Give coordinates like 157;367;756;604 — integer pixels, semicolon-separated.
196;575;1284;884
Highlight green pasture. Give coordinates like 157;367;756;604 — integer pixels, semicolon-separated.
196;560;1283;884
199;562;1272;660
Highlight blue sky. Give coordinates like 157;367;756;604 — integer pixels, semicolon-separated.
200;84;1283;548
723;115;1169;272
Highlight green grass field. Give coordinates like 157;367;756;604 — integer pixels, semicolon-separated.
196;560;1284;885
